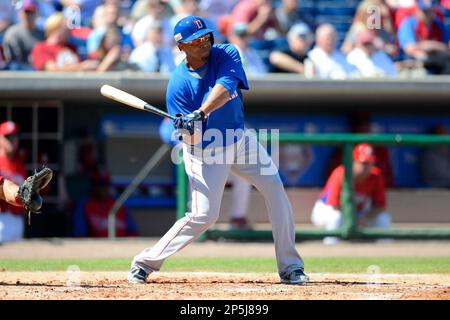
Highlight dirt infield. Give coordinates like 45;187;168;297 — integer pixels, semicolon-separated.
1;272;449;300
1;240;449;300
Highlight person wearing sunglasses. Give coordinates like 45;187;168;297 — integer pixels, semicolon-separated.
128;16;309;286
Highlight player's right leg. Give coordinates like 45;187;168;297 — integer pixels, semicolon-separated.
230;129;308;284
129;144;231;283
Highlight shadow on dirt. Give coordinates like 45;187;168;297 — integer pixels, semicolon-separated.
0;281;119;289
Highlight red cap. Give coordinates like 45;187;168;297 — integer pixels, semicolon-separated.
22;0;38;12
353;143;376;163
0;121;19;136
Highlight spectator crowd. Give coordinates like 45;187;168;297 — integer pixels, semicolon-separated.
0;0;449;76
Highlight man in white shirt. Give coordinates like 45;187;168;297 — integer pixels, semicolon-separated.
347;30;398;78
306;24;359;79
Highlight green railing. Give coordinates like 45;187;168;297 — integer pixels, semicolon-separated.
177;133;450;240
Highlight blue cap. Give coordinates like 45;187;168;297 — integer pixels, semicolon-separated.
416;0;436;9
173;16;214;43
288;22;312;37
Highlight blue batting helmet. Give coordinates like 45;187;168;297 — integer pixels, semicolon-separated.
173;16;214;44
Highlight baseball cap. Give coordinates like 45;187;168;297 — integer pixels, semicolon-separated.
20;0;38;12
288;22;312;38
173;16;214;43
0;121;19;136
288;22;314;43
416;0;437;9
353;143;376;163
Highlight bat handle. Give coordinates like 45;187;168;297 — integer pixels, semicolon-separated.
143;104;176;120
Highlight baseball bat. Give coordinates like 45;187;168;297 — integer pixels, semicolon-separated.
100;85;175;120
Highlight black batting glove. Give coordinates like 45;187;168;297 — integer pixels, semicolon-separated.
173;111;206;136
173;113;185;130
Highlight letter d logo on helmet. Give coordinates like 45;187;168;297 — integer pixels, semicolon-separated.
193;19;203;29
174;15;214;44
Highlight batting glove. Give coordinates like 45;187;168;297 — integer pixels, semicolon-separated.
173;111;206;135
173;113;185;130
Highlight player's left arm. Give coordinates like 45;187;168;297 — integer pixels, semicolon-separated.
199;45;249;116
198;83;233;116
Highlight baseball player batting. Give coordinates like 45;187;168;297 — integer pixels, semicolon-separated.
128;16;309;285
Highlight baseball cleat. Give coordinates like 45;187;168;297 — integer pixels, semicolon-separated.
280;269;309;285
127;266;149;284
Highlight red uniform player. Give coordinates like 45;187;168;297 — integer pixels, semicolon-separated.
311;143;392;244
0;121;27;242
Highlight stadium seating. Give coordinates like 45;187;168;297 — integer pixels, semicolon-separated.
298;0;359;46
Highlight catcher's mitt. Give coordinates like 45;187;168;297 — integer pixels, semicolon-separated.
18;166;53;225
